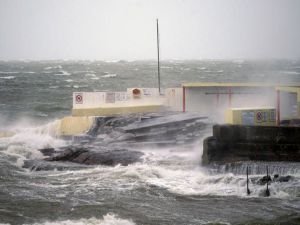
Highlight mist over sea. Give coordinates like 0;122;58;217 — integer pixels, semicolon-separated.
0;60;300;225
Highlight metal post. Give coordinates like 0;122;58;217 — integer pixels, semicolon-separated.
276;90;280;126
216;88;219;107
265;166;270;197
183;86;186;112
228;87;232;107
247;166;251;195
156;19;161;95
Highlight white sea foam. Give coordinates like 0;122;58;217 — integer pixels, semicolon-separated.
0;76;15;79
161;66;173;69
72;85;88;89
28;213;135;225
101;74;117;78
65;79;73;83
181;67;191;71
44;65;62;70
0;120;66;165
0;71;19;74
55;70;71;76
23;71;36;74
104;60;119;63
85;73;96;77
282;71;300;75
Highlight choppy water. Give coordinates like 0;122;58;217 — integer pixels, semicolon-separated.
0;60;300;225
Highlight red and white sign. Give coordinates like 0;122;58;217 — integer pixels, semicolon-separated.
256;111;263;122
75;93;83;104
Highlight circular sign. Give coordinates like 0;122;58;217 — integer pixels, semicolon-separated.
256;111;263;122
75;94;83;104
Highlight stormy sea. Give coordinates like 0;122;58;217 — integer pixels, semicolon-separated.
0;60;300;225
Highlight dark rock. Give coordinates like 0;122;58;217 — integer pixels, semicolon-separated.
23;159;90;171
273;175;293;182
25;146;144;171
39;148;56;156
45;147;89;162
85;112;208;146
44;147;144;166
258;175;272;185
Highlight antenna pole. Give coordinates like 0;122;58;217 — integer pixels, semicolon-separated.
156;19;161;95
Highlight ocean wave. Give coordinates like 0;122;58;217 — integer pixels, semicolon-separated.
85;73;96;77
27;213;135;225
72;85;88;89
0;76;15;79
127;163;299;198
0;71;19;74
161;66;173;69
232;59;245;64
181;67;191;71
23;71;36;74
45;146;299;199
281;71;300;75
44;65;62;70
55;70;71;76
0;120;67;167
101;73;117;78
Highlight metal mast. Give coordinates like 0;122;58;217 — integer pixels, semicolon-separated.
156;19;161;95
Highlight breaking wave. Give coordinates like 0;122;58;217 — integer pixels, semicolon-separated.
0;76;15;79
26;213;135;225
102;74;117;78
0;120;67;166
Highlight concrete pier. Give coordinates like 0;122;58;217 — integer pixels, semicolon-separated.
202;124;300;165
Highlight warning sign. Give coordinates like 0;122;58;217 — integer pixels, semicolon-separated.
256;111;263;122
269;109;276;122
106;92;116;103
75;93;83;104
242;111;254;125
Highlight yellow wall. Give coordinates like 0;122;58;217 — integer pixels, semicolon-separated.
72;104;163;117
58;116;95;136
0;131;15;138
225;108;276;126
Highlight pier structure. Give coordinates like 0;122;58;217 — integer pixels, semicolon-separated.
50;83;300;137
180;82;300;124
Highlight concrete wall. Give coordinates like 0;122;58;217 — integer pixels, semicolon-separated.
58;116;95;136
185;86;277;122
73;88;160;110
202;124;300;165
73;92;130;109
165;88;183;111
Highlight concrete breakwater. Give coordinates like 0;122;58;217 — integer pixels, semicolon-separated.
202;124;300;165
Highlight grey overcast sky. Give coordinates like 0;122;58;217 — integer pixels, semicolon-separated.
0;0;300;60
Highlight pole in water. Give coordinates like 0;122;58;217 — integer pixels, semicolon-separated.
265;166;270;197
247;166;251;195
156;18;161;95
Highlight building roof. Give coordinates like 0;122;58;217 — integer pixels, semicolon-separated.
182;82;300;88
